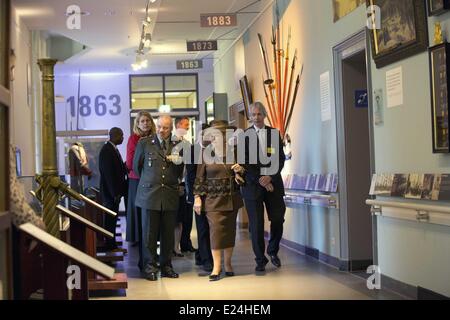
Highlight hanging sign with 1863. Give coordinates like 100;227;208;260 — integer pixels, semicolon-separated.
186;40;217;52
176;60;203;70
67;94;122;117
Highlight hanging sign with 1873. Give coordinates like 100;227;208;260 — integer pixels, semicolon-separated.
67;94;122;117
186;40;217;52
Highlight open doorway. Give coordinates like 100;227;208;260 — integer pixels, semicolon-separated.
333;30;375;271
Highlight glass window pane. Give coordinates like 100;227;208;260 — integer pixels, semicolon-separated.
165;91;197;109
165;75;196;91
131;76;163;92
131;92;164;110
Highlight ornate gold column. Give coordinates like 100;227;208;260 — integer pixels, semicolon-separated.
37;59;60;238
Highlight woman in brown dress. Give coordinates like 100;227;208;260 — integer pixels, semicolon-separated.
193;121;244;281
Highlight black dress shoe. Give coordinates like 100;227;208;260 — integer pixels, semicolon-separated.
161;268;179;278
255;258;269;272
270;255;281;268
209;274;221;281
145;271;158;281
255;264;266;272
173;251;184;257
225;271;235;277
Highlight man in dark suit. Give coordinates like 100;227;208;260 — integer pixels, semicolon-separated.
239;102;286;273
98;127;128;251
133;115;184;281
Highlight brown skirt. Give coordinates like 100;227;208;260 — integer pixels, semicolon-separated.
206;209;238;250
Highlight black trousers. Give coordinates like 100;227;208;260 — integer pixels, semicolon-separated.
244;191;286;265
103;198;120;248
180;202;194;251
146;209;176;270
194;211;213;265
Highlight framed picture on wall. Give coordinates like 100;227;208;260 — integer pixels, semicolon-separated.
239;75;253;120
332;0;365;22
15;147;21;177
367;0;428;69
429;43;450;153
428;0;450;16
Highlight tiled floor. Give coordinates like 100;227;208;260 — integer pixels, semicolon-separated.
92;218;406;300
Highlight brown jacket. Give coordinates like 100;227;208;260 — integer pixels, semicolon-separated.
194;161;243;212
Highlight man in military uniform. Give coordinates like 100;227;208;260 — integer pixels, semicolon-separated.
133;115;184;281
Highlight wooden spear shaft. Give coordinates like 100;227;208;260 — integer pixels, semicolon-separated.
276;2;282;131
257;33;274;85
285;74;301;133
281;26;291;135
271;27;280;129
262;76;275;127
284;50;298;132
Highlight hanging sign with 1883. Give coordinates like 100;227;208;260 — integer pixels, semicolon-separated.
200;13;237;27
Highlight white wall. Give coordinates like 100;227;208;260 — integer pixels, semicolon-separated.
214;0;362;259
214;0;450;296
10;7;35;176
214;38;246;106
54;70;214;159
54;72;131;157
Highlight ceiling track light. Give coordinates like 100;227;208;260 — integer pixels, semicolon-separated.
132;0;156;71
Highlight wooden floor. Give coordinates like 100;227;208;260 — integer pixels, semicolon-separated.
91;217;406;300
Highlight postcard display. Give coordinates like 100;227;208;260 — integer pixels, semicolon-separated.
282;174;339;208
369;173;450;201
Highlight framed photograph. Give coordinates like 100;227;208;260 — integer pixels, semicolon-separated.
367;0;428;69
333;0;365;22
15;147;22;177
429;43;450;153
428;0;450;16
239;75;253;120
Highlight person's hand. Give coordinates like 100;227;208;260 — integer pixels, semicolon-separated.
231;164;245;174
265;183;274;192
235;173;245;186
259;176;272;187
194;196;202;215
166;154;182;165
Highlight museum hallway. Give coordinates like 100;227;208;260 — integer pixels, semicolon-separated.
90;218;406;300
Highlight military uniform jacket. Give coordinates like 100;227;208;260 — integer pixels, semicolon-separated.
133;135;184;211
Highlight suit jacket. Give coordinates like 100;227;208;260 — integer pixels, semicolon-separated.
193;146;243;212
98;141;128;203
239;126;285;201
133;135;184;211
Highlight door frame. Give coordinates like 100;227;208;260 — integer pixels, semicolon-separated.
333;28;377;268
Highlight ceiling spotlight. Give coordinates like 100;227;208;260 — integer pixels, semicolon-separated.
131;63;141;71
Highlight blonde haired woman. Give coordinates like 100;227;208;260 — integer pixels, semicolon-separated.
126;111;155;270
